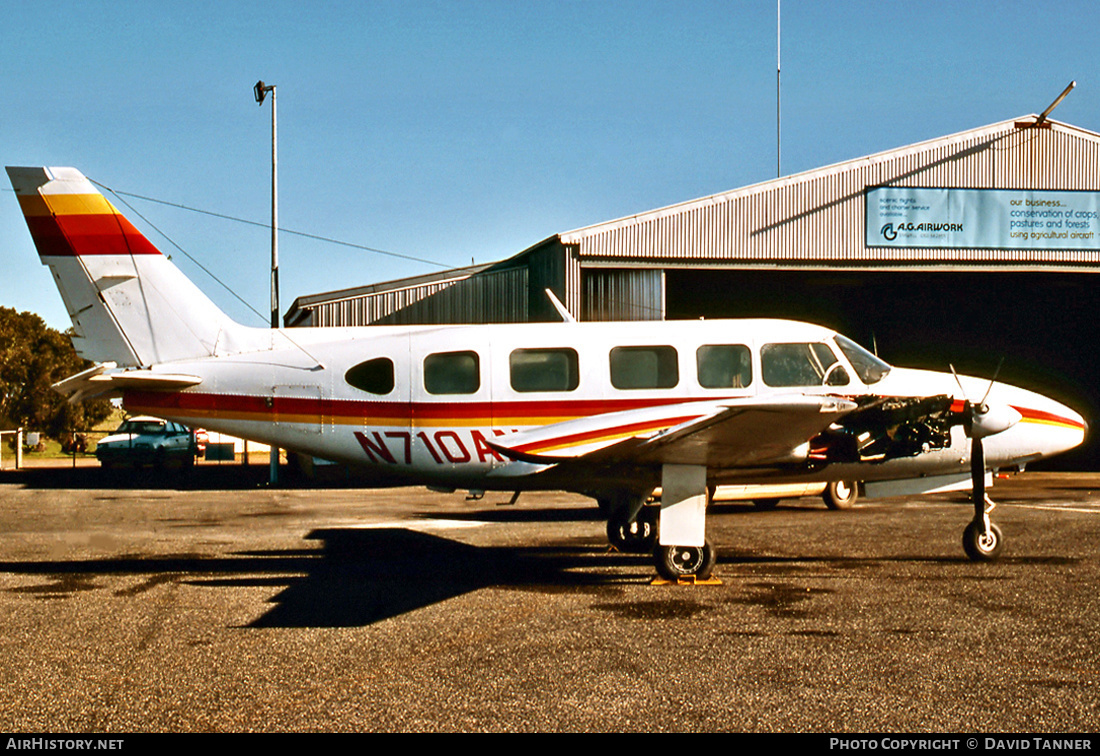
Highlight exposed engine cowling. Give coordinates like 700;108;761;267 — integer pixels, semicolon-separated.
809;394;956;465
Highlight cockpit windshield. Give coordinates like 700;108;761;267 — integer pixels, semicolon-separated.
834;334;891;385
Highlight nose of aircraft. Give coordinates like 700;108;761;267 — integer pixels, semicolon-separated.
1048;397;1088;450
1001;386;1088;459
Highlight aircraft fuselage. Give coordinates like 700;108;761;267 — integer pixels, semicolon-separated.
120;318;1086;495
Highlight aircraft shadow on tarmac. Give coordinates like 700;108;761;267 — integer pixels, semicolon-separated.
244;528;651;628
1;524;1077;629
0;528;653;628
1;523;1080;628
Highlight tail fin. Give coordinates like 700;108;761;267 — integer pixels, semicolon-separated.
7;166;255;367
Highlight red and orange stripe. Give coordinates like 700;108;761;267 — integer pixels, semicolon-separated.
17;191;159;258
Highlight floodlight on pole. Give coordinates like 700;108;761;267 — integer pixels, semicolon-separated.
254;79;279;485
1035;81;1076;126
253;80;278;328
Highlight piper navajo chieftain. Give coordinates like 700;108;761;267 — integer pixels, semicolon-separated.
8;166;1088;580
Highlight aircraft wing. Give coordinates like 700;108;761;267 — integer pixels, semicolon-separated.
489;395;859;470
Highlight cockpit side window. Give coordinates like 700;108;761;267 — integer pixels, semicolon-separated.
761;342;850;387
834;334;891;385
345;357;396;395
697;344;752;389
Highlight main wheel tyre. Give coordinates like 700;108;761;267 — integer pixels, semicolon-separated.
607;508;658;553
962;520;1004;562
823;480;858;510
655;541;716;581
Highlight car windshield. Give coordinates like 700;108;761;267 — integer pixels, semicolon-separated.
834;334;891;385
117;420;167;435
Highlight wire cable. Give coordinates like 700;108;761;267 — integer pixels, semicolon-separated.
91;179;271;325
103;186;452;269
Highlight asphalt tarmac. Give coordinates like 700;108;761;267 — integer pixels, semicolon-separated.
0;463;1097;733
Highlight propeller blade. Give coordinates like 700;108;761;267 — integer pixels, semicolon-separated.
978;357;1006;408
949;364;966;397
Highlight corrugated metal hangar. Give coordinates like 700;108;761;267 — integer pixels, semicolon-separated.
286;115;1100;466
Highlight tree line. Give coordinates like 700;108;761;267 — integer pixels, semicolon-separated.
0;306;113;439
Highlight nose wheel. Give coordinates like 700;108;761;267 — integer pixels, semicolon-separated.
963;520;1003;561
963;490;1003;562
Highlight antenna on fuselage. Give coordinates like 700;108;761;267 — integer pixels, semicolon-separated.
545;289;576;323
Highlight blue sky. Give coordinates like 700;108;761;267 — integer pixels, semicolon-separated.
3;0;1098;330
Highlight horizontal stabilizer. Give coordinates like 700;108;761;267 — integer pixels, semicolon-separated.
52;363;202;403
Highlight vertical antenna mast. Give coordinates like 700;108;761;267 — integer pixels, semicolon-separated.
776;0;781;177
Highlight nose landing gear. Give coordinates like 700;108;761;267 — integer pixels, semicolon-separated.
963;493;1003;562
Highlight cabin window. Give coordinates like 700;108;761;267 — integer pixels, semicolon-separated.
510;348;579;392
697;344;752;389
344;357;395;395
424;351;480;395
610;346;678;390
761;342;850;387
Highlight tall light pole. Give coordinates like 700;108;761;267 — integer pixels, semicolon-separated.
254;79;280;485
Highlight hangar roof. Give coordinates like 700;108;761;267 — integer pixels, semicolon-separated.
553;115;1100;266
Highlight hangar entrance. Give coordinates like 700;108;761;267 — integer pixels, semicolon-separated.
664;269;1099;468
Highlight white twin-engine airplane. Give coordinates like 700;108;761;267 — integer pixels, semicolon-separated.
7;166;1089;581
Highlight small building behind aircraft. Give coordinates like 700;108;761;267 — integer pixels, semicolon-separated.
286;116;1100;467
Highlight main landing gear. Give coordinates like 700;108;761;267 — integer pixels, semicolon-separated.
605;505;718;581
606;505;658;553
602;464;719;582
654;542;717;582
